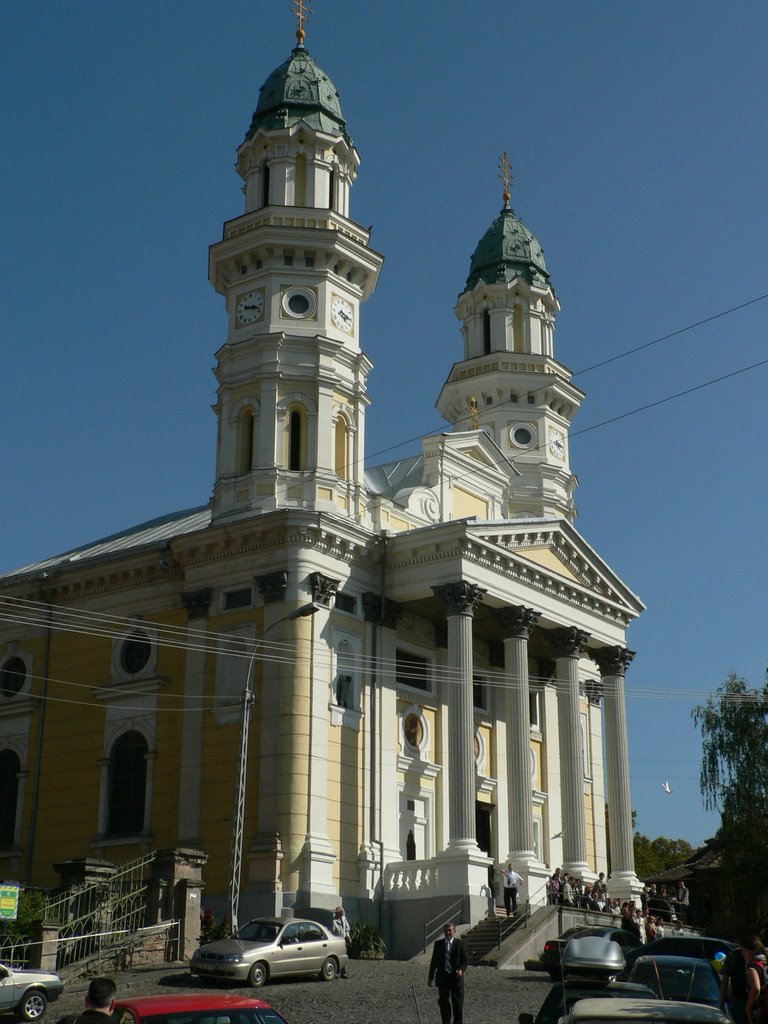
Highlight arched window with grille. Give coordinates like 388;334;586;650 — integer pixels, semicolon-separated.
288;406;305;471
0;750;20;847
108;730;148;836
237;408;255;474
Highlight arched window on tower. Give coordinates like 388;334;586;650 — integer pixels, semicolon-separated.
262;162;271;208
328;168;336;211
237;408;255;475
294;153;307;207
108;730;148;836
334;417;348;480
288;406;305;471
483;310;492;354
0;750;20;847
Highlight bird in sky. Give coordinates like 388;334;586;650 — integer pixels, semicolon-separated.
662;781;672;794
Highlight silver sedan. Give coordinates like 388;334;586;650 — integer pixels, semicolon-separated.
190;917;348;987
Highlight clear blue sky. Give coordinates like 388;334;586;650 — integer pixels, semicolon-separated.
4;1;768;849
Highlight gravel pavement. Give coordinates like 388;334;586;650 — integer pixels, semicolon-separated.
47;961;552;1024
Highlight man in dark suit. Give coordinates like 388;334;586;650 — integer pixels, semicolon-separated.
428;921;468;1024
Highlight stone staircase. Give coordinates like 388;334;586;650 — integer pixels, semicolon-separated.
464;906;528;965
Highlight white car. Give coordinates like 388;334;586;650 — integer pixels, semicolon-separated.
190;917;348;987
0;962;63;1021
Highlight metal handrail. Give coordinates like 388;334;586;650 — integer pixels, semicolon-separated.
494;879;550;948
423;897;465;953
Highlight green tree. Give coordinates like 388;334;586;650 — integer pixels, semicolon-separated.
633;833;694;879
692;671;768;930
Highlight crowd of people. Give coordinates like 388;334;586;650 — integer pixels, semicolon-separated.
544;868;691;938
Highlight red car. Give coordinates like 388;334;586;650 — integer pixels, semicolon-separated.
113;993;291;1024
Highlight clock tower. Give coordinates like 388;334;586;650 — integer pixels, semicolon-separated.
436;170;583;521
208;26;383;525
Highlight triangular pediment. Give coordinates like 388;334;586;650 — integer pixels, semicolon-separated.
422;430;519;483
468;516;644;615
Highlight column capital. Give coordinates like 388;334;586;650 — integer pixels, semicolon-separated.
593;646;635;677
309;571;340;609
494;604;541;640
255;571;288;604
432;581;486;618
548;626;591;659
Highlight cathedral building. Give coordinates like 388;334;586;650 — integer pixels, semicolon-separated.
0;17;642;954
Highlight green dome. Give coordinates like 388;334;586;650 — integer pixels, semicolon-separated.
465;207;550;290
245;46;351;142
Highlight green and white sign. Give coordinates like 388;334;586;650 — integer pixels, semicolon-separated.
0;885;20;921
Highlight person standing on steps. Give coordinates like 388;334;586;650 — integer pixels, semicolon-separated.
501;862;523;917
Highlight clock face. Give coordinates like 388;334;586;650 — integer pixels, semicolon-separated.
549;429;565;459
331;295;354;334
236;290;264;325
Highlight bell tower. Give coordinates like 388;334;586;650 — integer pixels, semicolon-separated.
208;14;383;525
436;156;583;521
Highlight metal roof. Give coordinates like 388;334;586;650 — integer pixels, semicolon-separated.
0;505;211;584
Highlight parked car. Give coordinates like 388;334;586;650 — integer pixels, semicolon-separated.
113;993;290;1024
623;937;736;971
626;957;721;1007
520;938;657;1024
540;926;642;979
190;917;348;987
0;962;63;1021
559;996;733;1024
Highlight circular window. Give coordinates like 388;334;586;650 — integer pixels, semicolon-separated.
403;712;424;749
0;657;26;698
510;423;537;449
120;632;151;675
282;287;317;319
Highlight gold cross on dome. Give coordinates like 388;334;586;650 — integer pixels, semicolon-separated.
498;151;513;209
292;0;312;45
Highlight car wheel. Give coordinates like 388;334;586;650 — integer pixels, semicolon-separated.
19;990;48;1021
247;962;269;988
320;956;338;981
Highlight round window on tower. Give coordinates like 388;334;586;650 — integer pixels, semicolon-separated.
509;423;537;450
281;287;317;319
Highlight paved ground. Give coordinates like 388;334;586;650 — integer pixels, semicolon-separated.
47;961;553;1024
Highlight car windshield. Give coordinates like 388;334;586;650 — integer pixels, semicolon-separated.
631;962;718;1002
138;1012;287;1024
235;922;280;942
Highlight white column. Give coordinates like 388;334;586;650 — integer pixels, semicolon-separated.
594;646;640;899
496;605;541;872
432;582;486;849
551;627;590;877
302;574;338;899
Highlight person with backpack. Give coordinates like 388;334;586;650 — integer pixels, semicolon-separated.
721;942;749;1024
741;935;768;1024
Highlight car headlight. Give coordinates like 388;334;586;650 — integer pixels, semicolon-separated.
223;954;243;963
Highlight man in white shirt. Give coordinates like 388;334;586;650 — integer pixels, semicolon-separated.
501;862;524;917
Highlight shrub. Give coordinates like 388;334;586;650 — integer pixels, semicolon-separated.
199;908;230;945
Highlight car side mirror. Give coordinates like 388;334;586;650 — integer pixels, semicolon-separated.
519;1013;534;1024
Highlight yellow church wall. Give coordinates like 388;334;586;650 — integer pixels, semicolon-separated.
326;725;364;889
530;737;543;791
453;486;488;520
584;789;596;867
515;547;580;582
